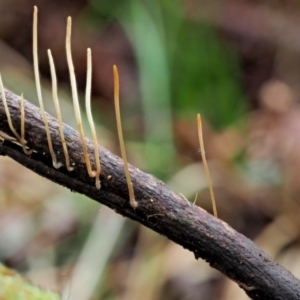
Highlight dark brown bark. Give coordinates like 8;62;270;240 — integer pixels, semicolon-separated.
0;88;300;299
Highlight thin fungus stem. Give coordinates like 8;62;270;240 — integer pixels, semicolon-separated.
86;48;101;189
47;49;73;172
113;65;137;209
33;6;61;169
20;93;33;155
0;75;31;154
0;74;21;141
66;16;95;178
197;113;218;218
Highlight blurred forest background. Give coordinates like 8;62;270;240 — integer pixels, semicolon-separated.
1;0;300;299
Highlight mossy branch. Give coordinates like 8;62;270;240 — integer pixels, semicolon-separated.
1;88;300;299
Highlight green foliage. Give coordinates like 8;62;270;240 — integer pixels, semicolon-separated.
83;0;246;179
0;263;60;300
170;21;246;129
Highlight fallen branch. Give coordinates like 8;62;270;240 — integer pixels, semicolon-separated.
1;88;300;299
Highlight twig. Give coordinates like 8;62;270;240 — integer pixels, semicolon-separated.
0;89;300;299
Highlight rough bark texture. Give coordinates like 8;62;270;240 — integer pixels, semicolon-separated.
1;88;300;299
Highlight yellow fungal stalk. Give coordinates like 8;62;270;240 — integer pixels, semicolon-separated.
197;113;217;218
66;16;101;188
113;65;137;209
0;74;21;141
33;6;61;168
85;48;101;189
0;75;31;154
47;49;73;171
20;94;33;155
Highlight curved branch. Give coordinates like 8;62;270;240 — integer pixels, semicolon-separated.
0;88;300;299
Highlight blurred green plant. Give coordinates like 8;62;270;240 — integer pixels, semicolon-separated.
171;21;246;129
0;263;60;300
84;0;246;180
